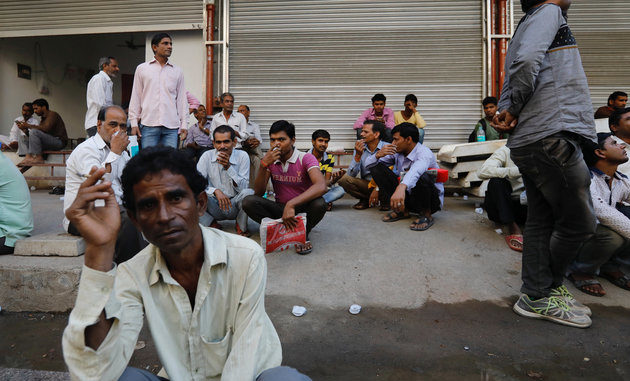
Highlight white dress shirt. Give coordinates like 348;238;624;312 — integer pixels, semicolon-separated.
63;133;129;231
9;116;39;142
128;58;188;131
210;111;249;147
84;71;114;129
62;226;282;381
245;120;263;142
197;149;250;198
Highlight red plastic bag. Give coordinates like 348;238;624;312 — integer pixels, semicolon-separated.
259;214;307;254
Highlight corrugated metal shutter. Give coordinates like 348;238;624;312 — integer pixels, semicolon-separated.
513;2;630;110
0;0;203;38
229;0;482;149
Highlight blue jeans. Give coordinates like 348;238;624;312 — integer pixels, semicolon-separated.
510;132;596;299
118;366;312;380
199;189;254;229
140;125;178;148
323;185;345;203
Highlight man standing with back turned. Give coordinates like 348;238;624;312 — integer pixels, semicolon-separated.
493;0;597;328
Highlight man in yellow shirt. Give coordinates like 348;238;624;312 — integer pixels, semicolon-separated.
394;94;427;143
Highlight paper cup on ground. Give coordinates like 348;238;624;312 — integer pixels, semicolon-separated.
292;305;307;317
349;304;361;315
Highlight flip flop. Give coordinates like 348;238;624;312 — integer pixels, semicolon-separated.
410;217;434;231
567;273;606;297
235;224;251;238
600;272;630;291
296;241;312;255
352;201;369;210
505;234;523;252
379;204;391;211
382;211;410;222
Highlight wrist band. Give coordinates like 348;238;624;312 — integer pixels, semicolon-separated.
260;160;268;168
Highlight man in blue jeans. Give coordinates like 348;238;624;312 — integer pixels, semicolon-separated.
494;0;597;328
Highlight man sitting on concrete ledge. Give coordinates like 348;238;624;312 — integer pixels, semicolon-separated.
63;105;146;263
365;122;443;231
62;146;311;381
0;152;33;255
16;98;68;166
0;102;38;154
243;120;327;255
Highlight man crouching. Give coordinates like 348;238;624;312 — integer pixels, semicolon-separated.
62;146;310;380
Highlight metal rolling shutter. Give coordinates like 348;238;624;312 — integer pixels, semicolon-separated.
513;2;630;110
0;0;203;38
229;0;482;149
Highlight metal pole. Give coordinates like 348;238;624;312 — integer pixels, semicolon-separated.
486;0;492;98
222;0;230;93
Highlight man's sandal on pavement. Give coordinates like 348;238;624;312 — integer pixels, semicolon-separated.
382;211;410;222
505;234;523;252
296;241;313;255
410;217;434;231
352;200;369;210
600;271;630;291
567;273;606;297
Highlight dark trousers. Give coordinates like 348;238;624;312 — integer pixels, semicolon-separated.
484;178;527;225
569;224;630;276
68;209;148;264
183;146;212;163
510;132;596;299
242;195;327;238
370;163;441;214
0;236;14;255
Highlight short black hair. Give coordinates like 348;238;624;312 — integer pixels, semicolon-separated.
583;132;613;167
482;96;498;106
312;129;330;141
32;98;49;109
608;91;628;106
363;120;386;140
609;107;630;132
404;94;418;104
151;33;172;53
213;124;236;140
371;93;386;103
269;120;295;139
97;105;125;121
392;122;420;143
240;105;250;111
121;146;207;214
22;102;33;112
520;0;546;12
220;92;234;102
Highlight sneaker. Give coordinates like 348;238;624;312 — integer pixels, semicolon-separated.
513;294;592;328
550;285;592;316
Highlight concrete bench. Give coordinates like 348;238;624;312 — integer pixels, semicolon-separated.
14;232;85;257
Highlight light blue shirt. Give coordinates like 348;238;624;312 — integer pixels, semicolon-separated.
347;140;386;180
0;153;33;246
365;143;444;206
197;149;250;198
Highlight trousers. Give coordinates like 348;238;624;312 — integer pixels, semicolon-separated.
200;188;255;229
370;163;440;214
118;366;312;381
484;178;527;225
242;195;327;238
18;129;64;155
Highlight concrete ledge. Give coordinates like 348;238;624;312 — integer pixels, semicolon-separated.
14;233;85;257
0;255;83;312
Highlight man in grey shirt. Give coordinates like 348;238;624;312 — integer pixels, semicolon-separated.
493;0;597;328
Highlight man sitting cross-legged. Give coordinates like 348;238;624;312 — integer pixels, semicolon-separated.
338;120;387;210
242;120;327;255
197;125;254;237
365;122;444;231
17;98;68;166
308;129;346;211
184;104;213;162
566;133;630;297
62;146;311;381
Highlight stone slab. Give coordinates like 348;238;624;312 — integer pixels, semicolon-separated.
437;140;506;163
439;160;487;177
14;233;85;257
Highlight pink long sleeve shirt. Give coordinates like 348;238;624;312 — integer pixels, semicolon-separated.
353;107;395;130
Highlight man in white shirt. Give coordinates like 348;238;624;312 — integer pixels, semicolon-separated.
0;103;39;154
85;56;119;137
128;33;188;148
238;104;264;185
197;125;254;236
210;92;248;148
64;105;146;263
62;145;310;381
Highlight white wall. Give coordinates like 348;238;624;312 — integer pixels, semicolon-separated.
144;30;205;108
0;30;204;139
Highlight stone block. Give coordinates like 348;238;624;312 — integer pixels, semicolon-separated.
437;140;506;163
14;233;85;257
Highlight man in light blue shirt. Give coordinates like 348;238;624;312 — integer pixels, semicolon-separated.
365;122;443;231
197;125;254;236
338;120;387;210
0;152;33;254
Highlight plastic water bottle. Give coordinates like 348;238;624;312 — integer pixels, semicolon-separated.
128;135;139;157
476;127;486;142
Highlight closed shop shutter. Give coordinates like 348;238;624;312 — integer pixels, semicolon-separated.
0;0;203;38
513;2;630;109
229;0;483;149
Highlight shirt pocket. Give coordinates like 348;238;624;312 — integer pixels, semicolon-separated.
200;327;233;377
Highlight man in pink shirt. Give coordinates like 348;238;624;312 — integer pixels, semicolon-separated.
128;33;188;149
243;120;327;255
353;93;394;142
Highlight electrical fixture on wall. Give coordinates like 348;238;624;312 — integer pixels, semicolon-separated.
17;64;31;80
